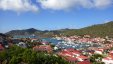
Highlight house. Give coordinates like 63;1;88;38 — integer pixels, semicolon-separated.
102;51;113;64
58;51;74;57
94;49;103;54
109;50;113;55
102;56;113;64
58;48;91;62
33;45;52;53
77;61;91;64
76;55;89;61
58;49;78;63
58;48;88;62
61;48;81;57
0;44;4;51
65;57;77;63
72;50;81;56
17;42;27;48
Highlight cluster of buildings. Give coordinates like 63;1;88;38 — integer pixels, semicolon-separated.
55;35;113;44
1;33;113;64
55;35;113;49
53;35;113;64
33;44;52;53
58;48;91;64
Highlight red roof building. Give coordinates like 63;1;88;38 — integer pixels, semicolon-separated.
33;45;52;53
102;55;113;64
58;51;74;57
77;61;91;64
0;44;4;51
76;55;89;61
58;48;90;63
65;57;77;63
59;48;81;57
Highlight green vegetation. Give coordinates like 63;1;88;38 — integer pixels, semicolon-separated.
60;21;113;37
90;54;104;64
0;45;69;64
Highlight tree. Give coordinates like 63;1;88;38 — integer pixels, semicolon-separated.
90;54;104;63
22;49;38;64
9;56;21;64
0;45;70;64
0;50;7;63
8;45;25;57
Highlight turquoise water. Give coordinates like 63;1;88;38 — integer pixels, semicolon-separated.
13;35;39;39
41;38;63;45
41;38;100;49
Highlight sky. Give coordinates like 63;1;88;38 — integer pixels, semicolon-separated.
0;0;113;33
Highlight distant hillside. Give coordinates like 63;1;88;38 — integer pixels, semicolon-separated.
61;21;113;37
6;28;40;35
6;21;113;37
6;28;58;37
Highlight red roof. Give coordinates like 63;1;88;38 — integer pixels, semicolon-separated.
0;44;4;50
72;51;81;54
77;55;88;59
33;45;52;51
59;48;82;58
103;58;110;60
109;51;113;53
77;61;91;64
61;51;70;54
106;55;113;60
59;51;74;57
65;57;77;62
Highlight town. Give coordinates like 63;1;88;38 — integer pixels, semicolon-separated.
0;0;113;64
0;33;113;64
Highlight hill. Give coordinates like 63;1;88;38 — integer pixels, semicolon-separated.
6;21;113;37
61;21;113;37
5;28;56;37
6;28;40;35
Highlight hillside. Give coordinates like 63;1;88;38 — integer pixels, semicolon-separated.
6;21;113;37
6;28;40;35
5;28;57;37
61;21;113;37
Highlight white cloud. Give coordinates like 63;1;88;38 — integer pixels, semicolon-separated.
93;0;113;8
0;0;112;12
0;0;38;12
38;0;113;10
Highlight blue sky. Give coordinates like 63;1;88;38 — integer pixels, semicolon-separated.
0;0;113;33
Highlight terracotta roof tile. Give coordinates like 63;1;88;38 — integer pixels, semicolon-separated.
77;61;91;64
